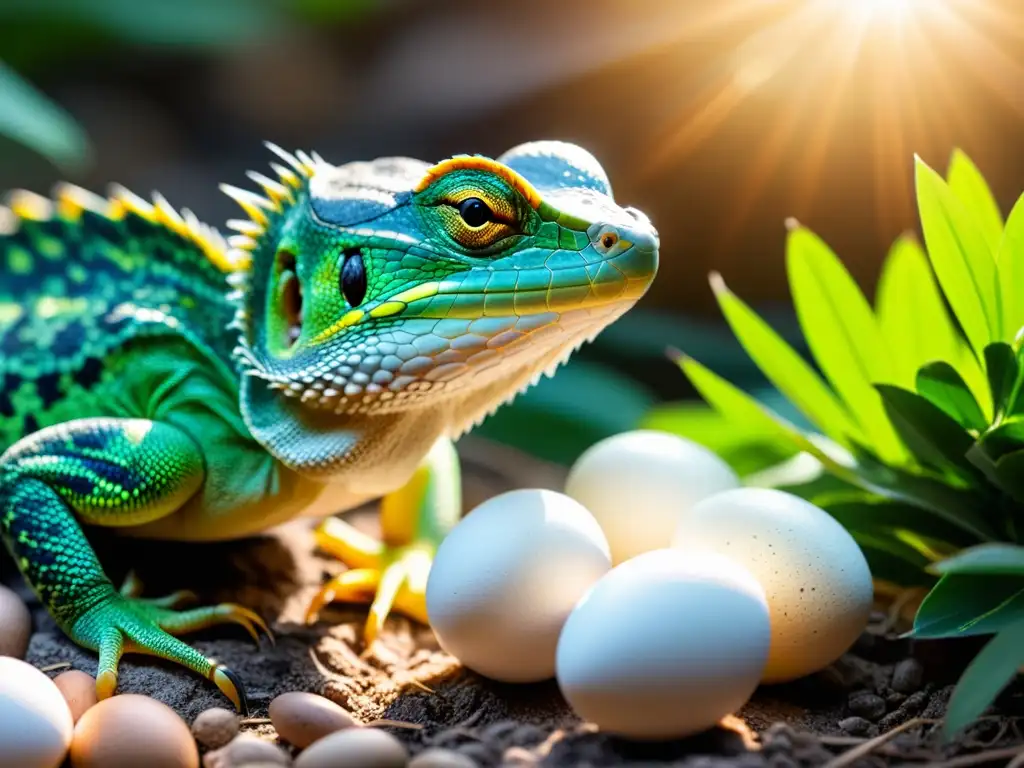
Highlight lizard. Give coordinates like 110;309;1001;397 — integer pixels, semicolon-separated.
0;140;659;712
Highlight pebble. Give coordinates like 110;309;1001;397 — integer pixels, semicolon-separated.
71;694;198;768
191;708;239;750
891;658;924;693
455;742;499;764
847;691;886;721
269;692;359;748
53;671;98;724
203;734;291;767
838;716;873;736
0;584;31;658
295;728;408;768
409;748;477;767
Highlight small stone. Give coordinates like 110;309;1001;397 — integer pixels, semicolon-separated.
892;658;924;693
295;728;407;768
847;691;886;721
508;724;546;747
191;708;239;750
269;692;359;748
204;734;291;767
456;742;499;764
838;716;872;736
409;748;477;767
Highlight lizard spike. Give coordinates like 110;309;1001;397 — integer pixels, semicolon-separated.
227;234;258;251
108;184;156;221
5;189;54;221
225;289;245;303
294;150;318;174
264;142;310;176
219;184;273;227
151;192;189;236
226;219;264;236
245;170;293;205
52;182;110;220
269;162;302;190
226;271;248;288
310;151;327;166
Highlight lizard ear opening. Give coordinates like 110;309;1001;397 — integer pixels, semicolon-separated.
271;249;303;353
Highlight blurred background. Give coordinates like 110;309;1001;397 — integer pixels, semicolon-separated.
3;0;1023;469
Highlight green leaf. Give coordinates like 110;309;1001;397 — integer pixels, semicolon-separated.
916;362;988;432
786;225;906;464
997;194;1024;343
875;384;979;482
823;497;984;552
991;449;1024;505
0;61;90;171
947;149;1004;257
877;235;964;388
931;543;1024;576
912;573;1024;638
984;342;1020;421
915;156;1002;356
942;618;1024;740
709;272;861;447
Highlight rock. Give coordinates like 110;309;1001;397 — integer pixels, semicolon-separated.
847;691;886;721
892;658;924;693
838;716;873;736
191;708;239;750
409;749;477;767
269;692;359;749
0;584;31;658
203;734;290;768
295;728;408;768
53;671;98;724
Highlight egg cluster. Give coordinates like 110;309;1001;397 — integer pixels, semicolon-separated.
425;430;874;740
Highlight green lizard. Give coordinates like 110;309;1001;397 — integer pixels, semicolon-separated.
0;140;659;712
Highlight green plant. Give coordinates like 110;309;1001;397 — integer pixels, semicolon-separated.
669;149;1024;740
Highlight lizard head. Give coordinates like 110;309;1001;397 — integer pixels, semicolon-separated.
228;141;658;484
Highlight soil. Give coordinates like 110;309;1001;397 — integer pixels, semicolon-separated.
3;437;1023;767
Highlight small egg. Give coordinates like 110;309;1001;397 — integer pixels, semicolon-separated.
269;692;358;748
190;707;238;750
409;748;477;767
555;549;770;740
0;583;32;658
673;487;874;683
70;694;198;768
565;430;740;564
205;733;290;767
53;670;98;724
0;657;74;768
295;728;408;768
426;488;611;682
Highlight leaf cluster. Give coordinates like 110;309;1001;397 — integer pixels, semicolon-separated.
667;149;1024;739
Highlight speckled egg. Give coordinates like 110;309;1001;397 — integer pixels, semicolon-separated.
70;694;198;768
673;487;874;683
0;583;32;658
0;657;74;768
565;430;740;564
426;488;612;682
555;549;771;739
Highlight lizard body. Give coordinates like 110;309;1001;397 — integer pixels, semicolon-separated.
0;141;659;710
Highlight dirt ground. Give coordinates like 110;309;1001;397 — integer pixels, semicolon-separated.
4;438;1024;767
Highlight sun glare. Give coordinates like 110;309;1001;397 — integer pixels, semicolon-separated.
639;0;1024;250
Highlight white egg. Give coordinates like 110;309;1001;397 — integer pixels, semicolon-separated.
556;549;770;740
673;487;874;683
426;488;612;683
0;657;74;768
564;430;740;564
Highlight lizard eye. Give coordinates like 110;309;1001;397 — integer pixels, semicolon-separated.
339;249;367;307
457;197;493;228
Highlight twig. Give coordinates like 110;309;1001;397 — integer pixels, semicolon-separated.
919;745;1023;767
1006;750;1024;768
39;662;72;673
822;718;940;768
240;717;272;726
365;719;424;730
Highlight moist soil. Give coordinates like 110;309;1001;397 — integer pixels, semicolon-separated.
4;437;1023;767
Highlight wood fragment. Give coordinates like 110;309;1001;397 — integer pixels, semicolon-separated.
822;718;940;768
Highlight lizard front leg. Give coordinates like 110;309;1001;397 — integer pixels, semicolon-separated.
306;436;461;644
0;417;267;712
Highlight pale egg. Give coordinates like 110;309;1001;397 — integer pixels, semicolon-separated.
0;657;74;768
555;549;771;739
426;488;612;683
673;487;874;683
564;430;740;564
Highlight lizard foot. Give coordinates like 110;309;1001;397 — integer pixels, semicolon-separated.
72;590;271;713
305;516;432;645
